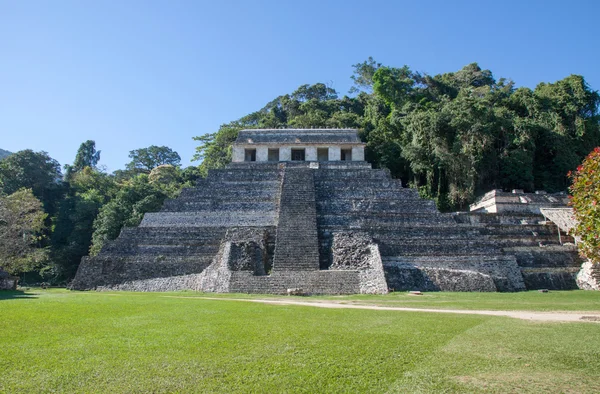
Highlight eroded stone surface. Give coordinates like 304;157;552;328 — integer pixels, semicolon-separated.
71;129;582;294
577;261;600;291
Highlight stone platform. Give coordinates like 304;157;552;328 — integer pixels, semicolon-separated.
72;161;579;294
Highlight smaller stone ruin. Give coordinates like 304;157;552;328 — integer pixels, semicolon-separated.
470;189;569;214
0;268;18;291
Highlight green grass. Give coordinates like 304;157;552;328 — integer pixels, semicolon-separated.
315;289;600;311
1;289;599;393
160;289;600;311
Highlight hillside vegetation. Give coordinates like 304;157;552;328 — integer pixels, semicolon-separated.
195;59;600;211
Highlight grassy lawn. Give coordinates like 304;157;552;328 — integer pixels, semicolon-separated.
159;289;600;311
315;290;600;311
1;289;599;393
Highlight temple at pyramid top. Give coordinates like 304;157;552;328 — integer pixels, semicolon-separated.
232;128;366;162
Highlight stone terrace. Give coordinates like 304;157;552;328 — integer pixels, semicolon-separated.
71;130;581;294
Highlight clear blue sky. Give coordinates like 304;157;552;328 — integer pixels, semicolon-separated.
1;0;599;172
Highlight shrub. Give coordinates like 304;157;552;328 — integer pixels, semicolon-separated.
569;147;600;263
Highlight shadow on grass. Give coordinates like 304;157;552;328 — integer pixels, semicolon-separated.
0;290;38;300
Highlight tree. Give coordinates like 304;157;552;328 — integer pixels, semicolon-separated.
149;164;180;185
89;174;171;255
193;126;240;176
0;150;63;214
51;167;117;280
532;75;600;192
350;57;381;94
0;189;48;275
126;146;181;173
64;140;101;180
569;147;600;264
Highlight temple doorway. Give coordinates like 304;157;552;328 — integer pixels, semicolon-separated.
291;149;306;161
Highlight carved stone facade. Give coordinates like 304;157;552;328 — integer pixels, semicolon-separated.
72;129;583;294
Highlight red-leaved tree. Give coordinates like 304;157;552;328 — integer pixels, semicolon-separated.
569;147;600;264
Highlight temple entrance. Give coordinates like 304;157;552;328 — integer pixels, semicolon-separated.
268;148;280;162
291;148;306;161
317;148;329;161
341;149;352;161
244;149;256;162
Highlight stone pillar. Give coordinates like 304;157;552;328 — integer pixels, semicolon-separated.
305;146;317;161
352;146;365;161
329;146;341;161
280;146;291;161
232;146;245;162
256;146;268;162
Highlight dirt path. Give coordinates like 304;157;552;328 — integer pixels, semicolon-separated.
164;296;600;323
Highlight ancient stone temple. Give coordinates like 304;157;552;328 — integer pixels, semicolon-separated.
72;128;581;294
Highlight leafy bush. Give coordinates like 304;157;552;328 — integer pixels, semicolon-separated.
569;147;600;263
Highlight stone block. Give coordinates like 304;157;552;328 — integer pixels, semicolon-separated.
328;147;341;161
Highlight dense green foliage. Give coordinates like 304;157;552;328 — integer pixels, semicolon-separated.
126;145;181;173
89;171;180;256
1;290;599;393
0;150;63;215
51;167;117;278
570;147;600;264
0;189;48;275
63;140;101;181
0;142;194;283
195;61;600;210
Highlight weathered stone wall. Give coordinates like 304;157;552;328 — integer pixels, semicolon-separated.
313;166;526;292
197;227;271;293
577;261;600;290
329;232;388;294
383;256;523;292
0;269;17;290
453;212;582;290
73;155;584;294
470;189;569;214
228;270;362;295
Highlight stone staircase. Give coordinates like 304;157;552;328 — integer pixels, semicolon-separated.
72;160;581;294
453;212;582;290
272;167;320;271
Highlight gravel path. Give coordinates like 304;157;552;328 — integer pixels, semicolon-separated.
167;296;600;323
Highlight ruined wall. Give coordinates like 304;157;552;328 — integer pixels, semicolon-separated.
470;190;569;214
453;212;582;290
197;228;270;293
329;232;388;294
313;166;526;292
577;261;600;290
383;256;523;292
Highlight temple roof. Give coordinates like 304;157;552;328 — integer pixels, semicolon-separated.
540;208;577;234
234;128;362;145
